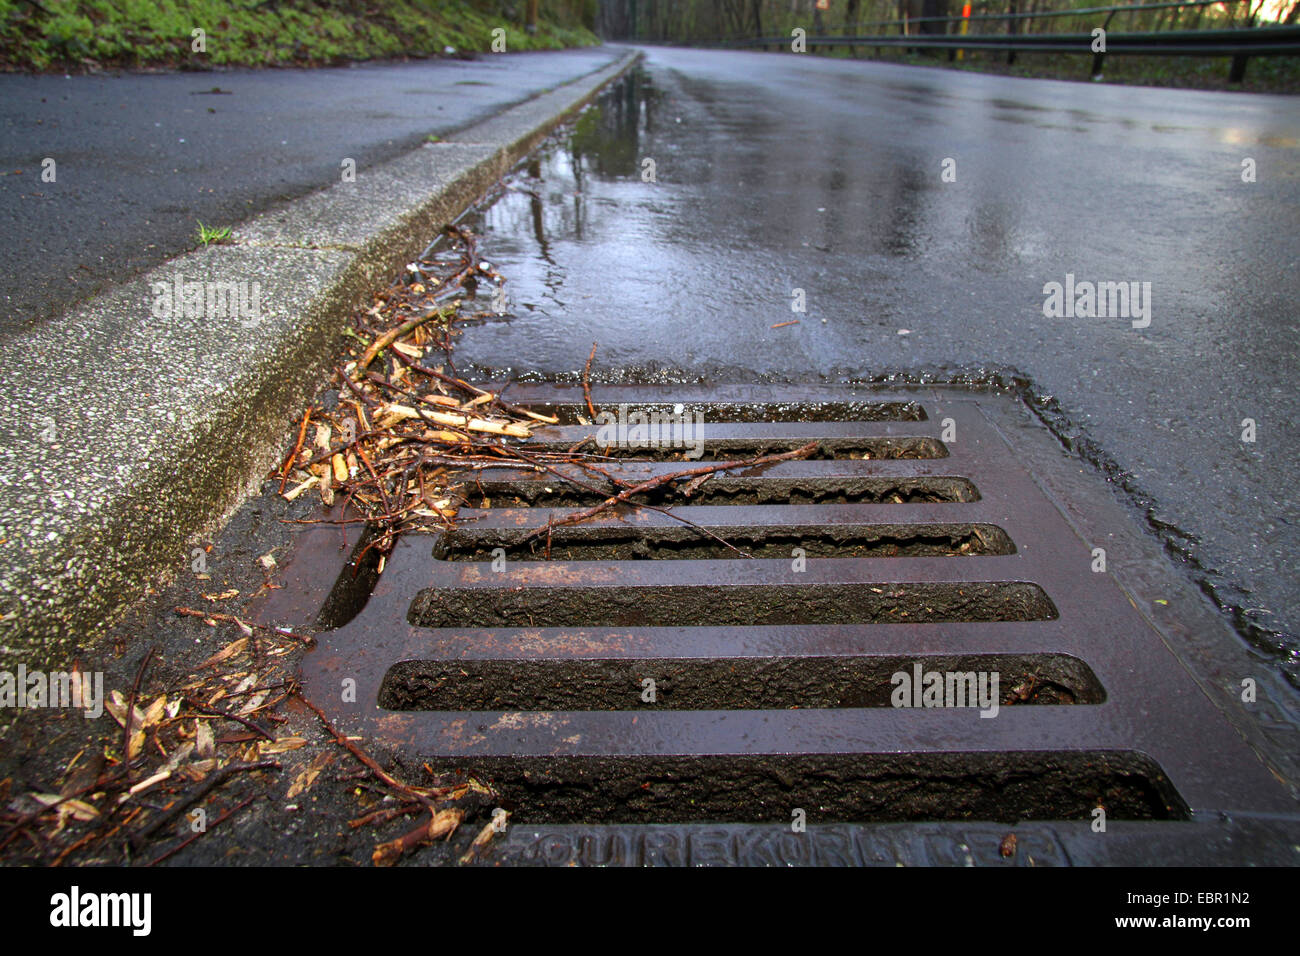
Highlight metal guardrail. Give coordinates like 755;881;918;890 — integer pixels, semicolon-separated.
714;2;1300;83
835;0;1249;28
740;25;1300;53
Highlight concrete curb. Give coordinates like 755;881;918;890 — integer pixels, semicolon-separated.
0;49;640;671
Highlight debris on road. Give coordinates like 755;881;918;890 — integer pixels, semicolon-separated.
275;224;822;574
0;221;828;868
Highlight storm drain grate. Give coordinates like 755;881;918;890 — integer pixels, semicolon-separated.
300;385;1297;863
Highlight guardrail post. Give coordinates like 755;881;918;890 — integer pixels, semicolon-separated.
1229;53;1250;82
949;1;971;61
1090;9;1119;79
1007;1;1019;65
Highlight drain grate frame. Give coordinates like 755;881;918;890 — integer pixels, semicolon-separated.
293;384;1300;865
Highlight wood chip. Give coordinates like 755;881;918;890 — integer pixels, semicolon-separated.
126;769;171;797
382;405;531;438
282;475;317;501
331;453;349;483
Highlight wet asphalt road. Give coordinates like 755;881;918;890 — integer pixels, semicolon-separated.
0;46;622;337
453;46;1300;679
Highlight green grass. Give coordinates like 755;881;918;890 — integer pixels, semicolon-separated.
195;220;232;246
0;1;600;72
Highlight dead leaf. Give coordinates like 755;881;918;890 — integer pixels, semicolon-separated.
261;736;307;754
141;694;170;730
230;674;258;695
195;720;215;758
178;759;217;781
106;691;146;758
61;799;100;822
286;751;335;799
199;637;247;669
105;691;144;728
31;793;99;823
236;692;268;716
162;741;195;772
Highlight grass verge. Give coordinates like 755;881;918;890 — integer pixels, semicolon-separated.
0;0;600;72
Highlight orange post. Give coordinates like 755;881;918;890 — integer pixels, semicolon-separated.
957;2;971;61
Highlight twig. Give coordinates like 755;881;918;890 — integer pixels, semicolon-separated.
504;445;753;557
520;442;821;543
145;796;256;867
121;649;156;784
354;308;451;378
583;341;599;421
277;407;313;493
173;607;315;646
296;693;444;809
50;830;101;867
372;808;463;867
337;365;381;408
0;774;117;850
184;698;276;742
349;803;424;829
130;759;280;850
388;347;555;423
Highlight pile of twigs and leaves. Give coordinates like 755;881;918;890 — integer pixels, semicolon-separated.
0;606;501;866
276;226;821;567
0;633;301;867
1;221;823;868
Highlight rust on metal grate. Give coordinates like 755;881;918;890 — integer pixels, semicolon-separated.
294;385;1298;858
